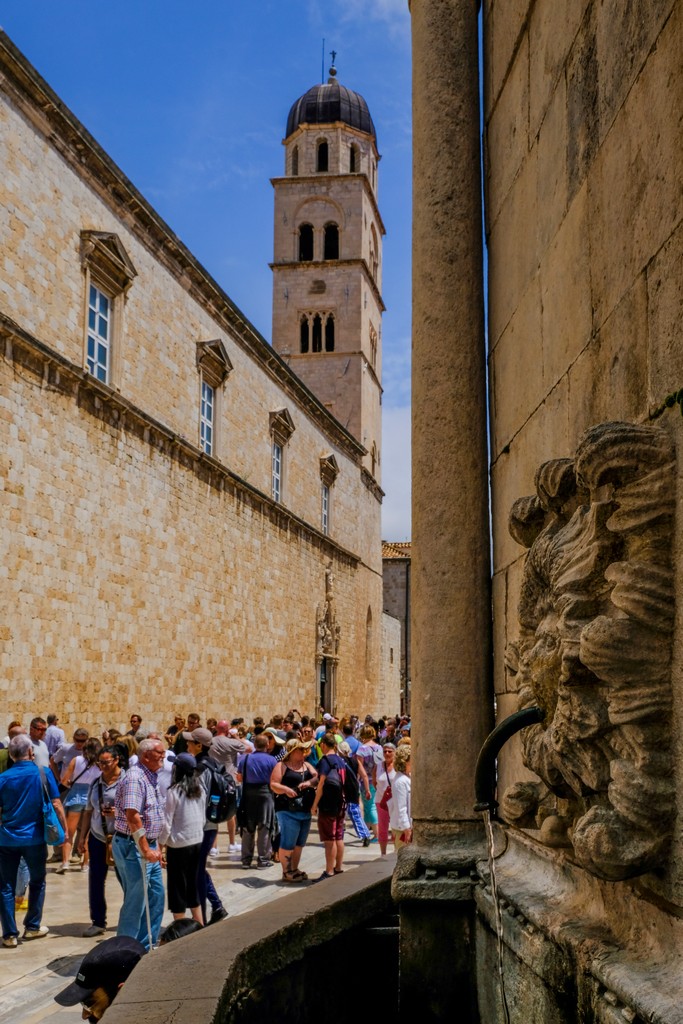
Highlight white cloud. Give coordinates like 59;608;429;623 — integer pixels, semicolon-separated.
381;403;411;540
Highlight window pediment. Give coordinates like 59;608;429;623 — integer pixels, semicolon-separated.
270;408;295;446
80;231;137;294
320;454;339;487
196;339;233;388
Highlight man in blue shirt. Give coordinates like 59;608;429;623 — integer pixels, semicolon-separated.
236;736;277;869
0;734;66;947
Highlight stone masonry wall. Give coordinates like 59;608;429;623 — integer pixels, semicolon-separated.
0;338;383;732
485;0;683;902
0;36;385;733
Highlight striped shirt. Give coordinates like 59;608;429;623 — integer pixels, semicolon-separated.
114;762;163;840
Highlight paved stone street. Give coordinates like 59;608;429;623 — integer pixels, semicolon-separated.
0;831;387;1024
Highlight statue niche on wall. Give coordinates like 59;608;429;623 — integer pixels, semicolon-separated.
502;421;675;880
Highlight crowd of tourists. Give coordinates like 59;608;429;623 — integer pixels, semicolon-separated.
0;708;412;961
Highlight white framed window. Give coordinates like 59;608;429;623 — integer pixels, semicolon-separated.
321;483;330;535
272;441;283;502
86;283;112;383
196;339;233;460
269;408;295;505
200;380;215;455
80;231;137;390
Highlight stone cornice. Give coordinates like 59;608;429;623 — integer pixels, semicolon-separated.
0;311;366;567
0;31;365;465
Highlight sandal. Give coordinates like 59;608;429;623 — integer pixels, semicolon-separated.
291;869;308;881
281;871;305;883
333;868;344;874
316;871;334;881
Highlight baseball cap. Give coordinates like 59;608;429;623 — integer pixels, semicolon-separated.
181;727;213;746
54;936;145;1006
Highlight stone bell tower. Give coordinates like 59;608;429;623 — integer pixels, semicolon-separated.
271;61;384;482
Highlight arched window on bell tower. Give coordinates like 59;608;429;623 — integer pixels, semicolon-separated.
370;225;379;281
323;223;339;260
299;223;314;262
317;140;329;172
349;144;358;172
325;314;335;352
300;315;310;353
312;314;323;352
291;145;299;176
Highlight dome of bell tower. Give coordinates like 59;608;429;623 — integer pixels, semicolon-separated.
285;66;376;140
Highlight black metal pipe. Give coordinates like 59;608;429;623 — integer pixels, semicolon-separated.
473;706;544;816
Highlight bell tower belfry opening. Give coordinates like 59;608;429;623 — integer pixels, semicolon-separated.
271;61;385;483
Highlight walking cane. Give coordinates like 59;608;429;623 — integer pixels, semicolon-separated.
132;830;154;953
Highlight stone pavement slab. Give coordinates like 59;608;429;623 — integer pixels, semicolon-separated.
0;831;385;1024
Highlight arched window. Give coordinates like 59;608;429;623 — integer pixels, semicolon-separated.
349;144;358;172
299;223;314;262
371;441;378;478
291;145;299;176
312;314;323;353
325;314;335;352
300;316;310;353
323;223;339;260
317;140;329;172
365;607;373;680
370;225;379;280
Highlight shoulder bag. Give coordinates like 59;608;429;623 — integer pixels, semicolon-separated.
39;767;65;846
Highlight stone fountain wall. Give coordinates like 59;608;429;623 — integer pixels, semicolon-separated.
405;1;683;1021
481;1;683;1020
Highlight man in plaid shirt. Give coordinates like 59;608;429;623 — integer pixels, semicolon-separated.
112;738;165;949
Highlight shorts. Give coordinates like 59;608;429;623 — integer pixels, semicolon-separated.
318;811;345;843
276;810;312;850
63;782;89;811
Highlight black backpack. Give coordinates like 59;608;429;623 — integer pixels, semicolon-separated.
341;755;360;803
318;755;349;815
203;761;236;823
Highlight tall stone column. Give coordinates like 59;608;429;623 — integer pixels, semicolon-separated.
397;2;491;1019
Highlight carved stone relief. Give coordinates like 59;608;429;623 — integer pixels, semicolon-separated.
502;422;675;880
316;561;340;661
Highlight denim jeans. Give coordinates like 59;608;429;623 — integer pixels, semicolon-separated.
0;843;47;938
111;834;164;950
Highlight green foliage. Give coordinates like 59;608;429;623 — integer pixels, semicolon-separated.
650;389;683;420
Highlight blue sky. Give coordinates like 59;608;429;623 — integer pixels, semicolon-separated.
1;0;412;540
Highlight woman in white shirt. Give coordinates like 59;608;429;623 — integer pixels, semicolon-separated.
159;753;205;925
388;744;412;847
57;738;102;872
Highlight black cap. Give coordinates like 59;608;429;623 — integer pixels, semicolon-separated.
54;936;145;1005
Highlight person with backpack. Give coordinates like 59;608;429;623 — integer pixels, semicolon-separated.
158;753;205;926
182;728;229;925
338;741;373;845
310;732;349;880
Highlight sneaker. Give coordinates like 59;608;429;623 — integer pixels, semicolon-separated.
257;861;273;869
229;843;239;852
23;926;49;940
208;907;229;925
69;855;81;864
2;936;18;948
82;924;106;938
241;862;252;869
55;863;68;874
209;847;219;857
